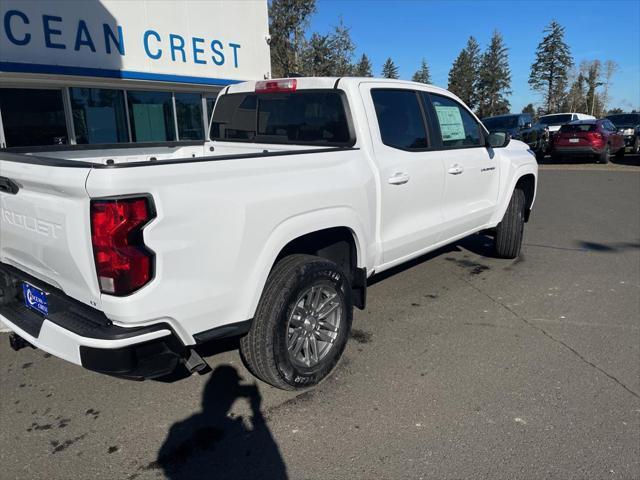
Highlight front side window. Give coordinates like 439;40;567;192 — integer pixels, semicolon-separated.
70;88;128;144
211;91;352;146
0;88;67;147
127;91;176;142
429;93;482;148
175;93;204;141
371;89;428;150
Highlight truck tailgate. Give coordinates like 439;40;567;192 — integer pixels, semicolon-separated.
0;155;101;309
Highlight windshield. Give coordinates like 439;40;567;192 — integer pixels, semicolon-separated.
482;116;518;130
606;114;640;127
539;114;573;126
210;91;353;146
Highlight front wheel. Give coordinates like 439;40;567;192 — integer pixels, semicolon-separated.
495;188;526;259
240;254;353;390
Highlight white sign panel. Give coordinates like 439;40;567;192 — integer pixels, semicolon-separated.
0;0;271;85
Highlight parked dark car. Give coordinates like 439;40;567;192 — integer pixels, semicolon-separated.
552;119;625;164
605;113;640;154
482;113;547;157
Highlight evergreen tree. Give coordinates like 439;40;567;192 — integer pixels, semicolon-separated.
300;18;355;76
269;0;316;77
353;53;373;77
411;58;432;84
301;33;333;76
448;36;481;110
328;18;356;76
522;103;536;116
529;20;573;114
477;31;511;118
381;57;399;79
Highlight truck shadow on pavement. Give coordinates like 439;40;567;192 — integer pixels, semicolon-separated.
145;365;287;480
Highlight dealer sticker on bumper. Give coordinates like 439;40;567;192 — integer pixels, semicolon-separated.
23;283;49;316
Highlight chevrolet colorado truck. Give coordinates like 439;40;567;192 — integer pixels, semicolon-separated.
0;77;538;390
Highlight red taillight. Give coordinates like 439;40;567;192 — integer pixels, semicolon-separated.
255;78;297;93
585;131;604;145
90;197;155;296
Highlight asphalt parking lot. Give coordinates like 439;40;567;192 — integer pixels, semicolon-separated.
1;155;639;480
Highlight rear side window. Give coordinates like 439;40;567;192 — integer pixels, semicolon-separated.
428;93;482;148
561;124;596;133
371;89;428;150
210;91;352;146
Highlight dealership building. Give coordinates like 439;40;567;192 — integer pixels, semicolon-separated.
0;0;271;151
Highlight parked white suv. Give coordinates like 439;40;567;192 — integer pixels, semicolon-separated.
0;77;538;389
539;112;596;135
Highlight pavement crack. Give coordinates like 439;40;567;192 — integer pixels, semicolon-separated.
448;265;640;400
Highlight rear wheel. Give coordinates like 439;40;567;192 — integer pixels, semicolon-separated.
599;145;610;164
495;188;526;259
240;254;352;390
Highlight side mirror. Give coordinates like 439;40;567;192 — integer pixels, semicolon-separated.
487;131;511;149
523;122;532;129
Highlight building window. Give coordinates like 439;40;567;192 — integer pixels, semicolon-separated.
0;88;68;147
175;93;204;140
126;91;176;142
70;88;129;144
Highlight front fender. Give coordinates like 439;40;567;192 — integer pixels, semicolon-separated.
490;159;538;226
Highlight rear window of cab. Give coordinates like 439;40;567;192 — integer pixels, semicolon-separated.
210;90;353;147
560;124;596;132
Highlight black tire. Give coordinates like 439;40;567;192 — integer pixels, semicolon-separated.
495;188;525;259
240;254;353;390
599;145;610;164
634;136;640;154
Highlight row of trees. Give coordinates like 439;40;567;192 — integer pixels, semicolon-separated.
269;0;622;117
269;0;431;83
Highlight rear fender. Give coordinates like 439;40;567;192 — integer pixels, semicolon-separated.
245;207;367;319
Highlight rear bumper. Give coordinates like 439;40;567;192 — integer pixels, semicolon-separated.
553;146;602;155
0;262;184;380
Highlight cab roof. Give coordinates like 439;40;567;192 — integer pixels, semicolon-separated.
225;77;453;96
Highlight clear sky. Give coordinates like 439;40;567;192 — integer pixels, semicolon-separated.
308;0;640;112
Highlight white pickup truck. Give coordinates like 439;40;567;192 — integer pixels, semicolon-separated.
0;77;537;389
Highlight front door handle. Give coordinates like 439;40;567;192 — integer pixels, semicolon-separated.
388;172;410;185
448;164;464;175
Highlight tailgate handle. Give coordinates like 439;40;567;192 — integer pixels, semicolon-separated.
0;177;20;195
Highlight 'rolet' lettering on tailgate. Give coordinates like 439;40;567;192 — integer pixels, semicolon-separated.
0;208;63;239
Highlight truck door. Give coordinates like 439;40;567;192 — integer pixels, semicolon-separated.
360;84;446;267
424;93;500;238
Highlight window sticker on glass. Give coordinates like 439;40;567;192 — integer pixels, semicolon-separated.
434;105;466;142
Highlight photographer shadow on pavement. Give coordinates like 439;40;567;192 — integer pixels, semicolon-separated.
151;365;288;480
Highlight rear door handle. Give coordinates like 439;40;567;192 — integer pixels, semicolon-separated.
448;164;464;175
388;172;410;185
